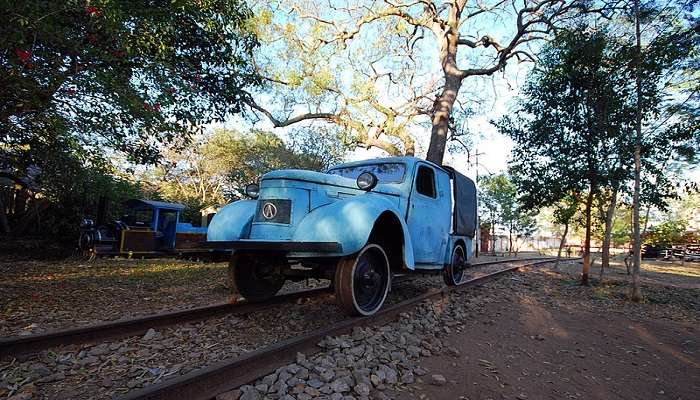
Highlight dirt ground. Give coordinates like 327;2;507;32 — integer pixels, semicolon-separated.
0;252;549;338
389;260;700;400
0;257;230;337
600;254;700;289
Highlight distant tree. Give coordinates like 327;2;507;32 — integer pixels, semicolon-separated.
479;174;507;253
552;193;581;265
214;129;348;198
644;219;689;247
0;132;143;239
507;208;538;256
478;173;534;254
669;192;700;229
154;128;349;221
287;127;351;171
499;18;698;286
595;188;621;280
610;204;633;248
498;27;636;285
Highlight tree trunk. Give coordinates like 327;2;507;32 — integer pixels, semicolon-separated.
426;74;461;164
642;205;651;237
555;222;569;268
508;226;513;256
491;219;496;254
582;183;595;286
600;188;619;282
631;0;643;302
0;195;10;234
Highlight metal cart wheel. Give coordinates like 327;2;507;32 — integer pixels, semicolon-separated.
444;244;467;286
229;252;286;302
335;243;391;316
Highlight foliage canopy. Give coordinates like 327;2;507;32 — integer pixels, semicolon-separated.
1;0;259;166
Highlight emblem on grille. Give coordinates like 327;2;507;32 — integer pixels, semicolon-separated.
261;202;278;220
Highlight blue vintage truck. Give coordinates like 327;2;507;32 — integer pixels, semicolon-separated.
206;156;477;316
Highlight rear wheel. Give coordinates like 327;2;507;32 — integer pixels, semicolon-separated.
229;252;286;302
444;244;467;286
335;244;391;316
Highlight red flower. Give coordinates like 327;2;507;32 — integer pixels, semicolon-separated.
67;88;77;95
87;33;98;44
15;49;31;62
143;102;152;111
86;6;102;16
153;103;161;112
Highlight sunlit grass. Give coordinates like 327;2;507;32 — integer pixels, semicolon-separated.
641;262;700;278
4;259;226;283
606;257;700;279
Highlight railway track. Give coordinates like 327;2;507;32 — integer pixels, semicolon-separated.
0;287;333;358
117;257;566;400
0;256;562;360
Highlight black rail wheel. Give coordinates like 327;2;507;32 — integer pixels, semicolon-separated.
335;244;391;316
229;252;286;302
78;231;94;252
444;244;467;286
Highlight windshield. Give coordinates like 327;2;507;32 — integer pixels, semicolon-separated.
327;163;406;183
123;208;153;227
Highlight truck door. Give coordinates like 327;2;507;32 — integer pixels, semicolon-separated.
407;164;451;264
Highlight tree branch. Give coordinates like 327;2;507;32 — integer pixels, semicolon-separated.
242;95;340;128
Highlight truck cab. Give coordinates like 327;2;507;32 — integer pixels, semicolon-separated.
206;156;477;316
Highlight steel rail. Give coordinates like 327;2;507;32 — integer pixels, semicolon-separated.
118;258;566;400
0;256;565;359
0;287;332;358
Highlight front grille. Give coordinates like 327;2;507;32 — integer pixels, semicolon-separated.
254;199;292;224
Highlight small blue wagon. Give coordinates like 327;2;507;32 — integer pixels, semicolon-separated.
206;157;477;316
79;199;208;257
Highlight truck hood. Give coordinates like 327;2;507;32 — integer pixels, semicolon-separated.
261;169;405;197
261;169;358;189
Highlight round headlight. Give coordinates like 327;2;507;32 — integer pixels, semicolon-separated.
245;183;260;199
356;172;378;191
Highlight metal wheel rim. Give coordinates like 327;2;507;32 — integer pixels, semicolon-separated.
451;245;466;284
352;247;390;314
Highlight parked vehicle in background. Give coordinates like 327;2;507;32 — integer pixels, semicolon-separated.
642;243;666;259
662;244;700;262
78;199;207;258
206;156;477;316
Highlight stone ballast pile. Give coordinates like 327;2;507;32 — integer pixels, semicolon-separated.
223;296;473;400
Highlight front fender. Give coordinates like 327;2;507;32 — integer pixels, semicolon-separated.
206;200;256;242
292;194;415;269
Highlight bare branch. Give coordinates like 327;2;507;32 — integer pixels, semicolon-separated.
456;0;582;78
242;94;340;128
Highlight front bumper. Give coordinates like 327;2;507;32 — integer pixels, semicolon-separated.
202;240;340;253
